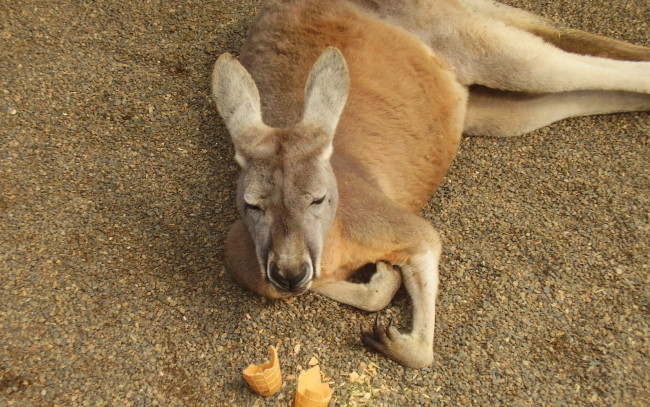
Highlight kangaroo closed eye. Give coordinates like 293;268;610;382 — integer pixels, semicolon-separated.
311;196;326;206
245;202;263;212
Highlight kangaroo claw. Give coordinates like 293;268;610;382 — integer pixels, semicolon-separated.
360;316;433;368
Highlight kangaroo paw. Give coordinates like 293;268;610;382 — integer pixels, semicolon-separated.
361;316;433;369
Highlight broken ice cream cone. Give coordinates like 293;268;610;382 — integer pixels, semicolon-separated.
294;365;333;407
242;346;282;397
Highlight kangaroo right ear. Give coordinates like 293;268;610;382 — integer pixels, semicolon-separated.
301;47;350;140
212;53;270;168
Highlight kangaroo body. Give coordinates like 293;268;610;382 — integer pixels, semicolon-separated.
213;0;650;368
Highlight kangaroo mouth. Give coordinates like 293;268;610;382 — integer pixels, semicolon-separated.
267;277;312;296
271;282;311;296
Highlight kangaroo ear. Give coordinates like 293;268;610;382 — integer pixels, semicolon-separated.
301;47;350;141
212;53;269;168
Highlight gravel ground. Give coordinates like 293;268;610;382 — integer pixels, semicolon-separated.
1;1;648;406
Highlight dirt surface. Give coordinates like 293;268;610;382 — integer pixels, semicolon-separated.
1;0;648;406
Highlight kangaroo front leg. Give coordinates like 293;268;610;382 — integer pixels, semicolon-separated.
312;262;402;312
362;240;441;369
225;219;285;299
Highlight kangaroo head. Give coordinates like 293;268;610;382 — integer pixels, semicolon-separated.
212;48;350;294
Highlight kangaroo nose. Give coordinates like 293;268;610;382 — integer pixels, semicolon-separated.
269;262;311;290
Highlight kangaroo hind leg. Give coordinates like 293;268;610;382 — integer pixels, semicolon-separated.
465;87;650;137
450;16;650;93
370;0;650;93
462;0;650;61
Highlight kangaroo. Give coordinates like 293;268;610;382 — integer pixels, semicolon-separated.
212;0;650;368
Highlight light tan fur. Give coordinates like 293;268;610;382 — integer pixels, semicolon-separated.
213;0;650;368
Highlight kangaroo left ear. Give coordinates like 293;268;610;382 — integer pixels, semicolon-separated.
300;47;350;141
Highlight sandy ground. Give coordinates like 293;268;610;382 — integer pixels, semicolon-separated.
1;0;648;406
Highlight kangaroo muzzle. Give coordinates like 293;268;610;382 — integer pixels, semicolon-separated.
267;257;313;292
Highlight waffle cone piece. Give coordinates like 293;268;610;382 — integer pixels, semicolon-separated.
242;346;282;397
294;365;333;407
